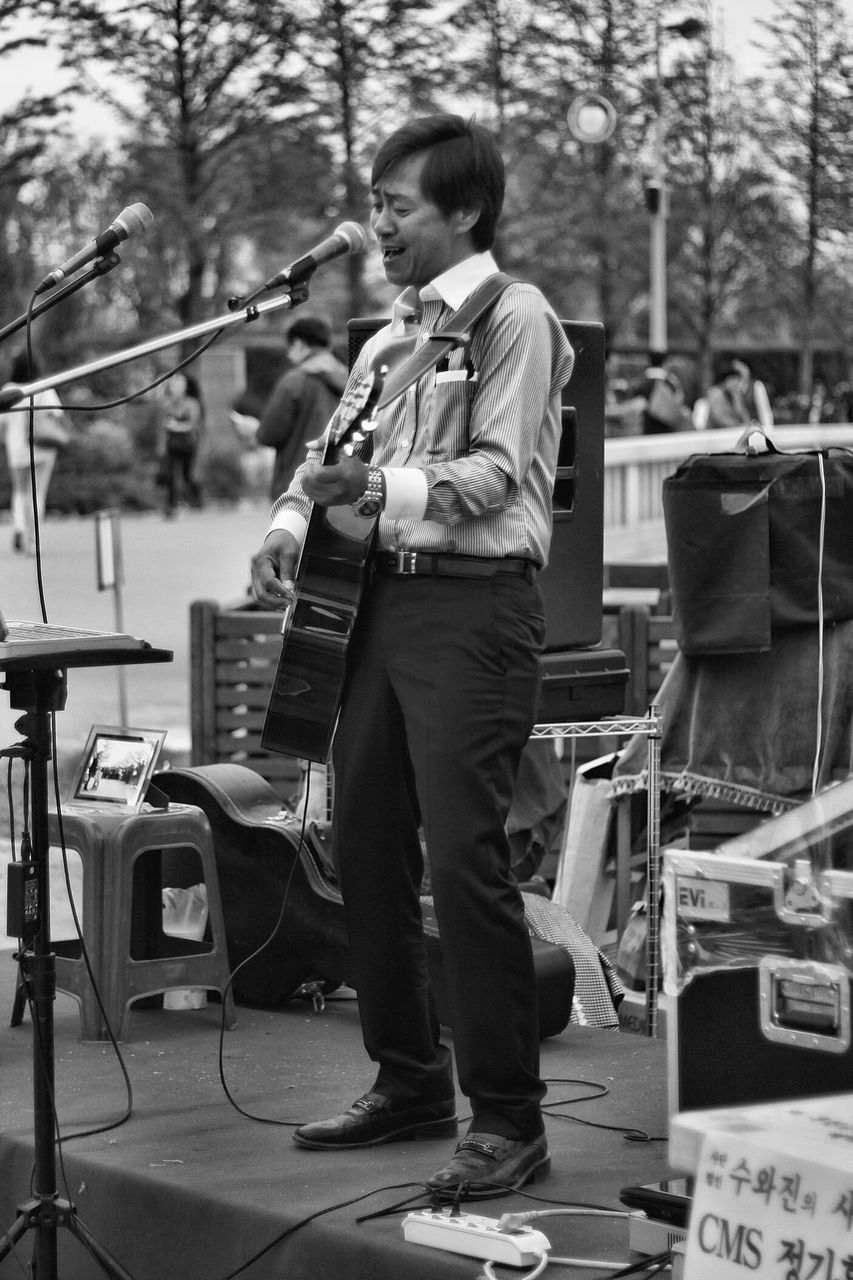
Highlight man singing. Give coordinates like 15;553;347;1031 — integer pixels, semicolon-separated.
251;113;573;1199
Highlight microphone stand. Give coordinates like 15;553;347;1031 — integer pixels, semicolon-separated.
0;283;309;410
0;272;305;1280
0;254;123;347
0;644;171;1280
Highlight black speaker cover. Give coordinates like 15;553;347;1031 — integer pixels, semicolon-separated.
346;316;605;650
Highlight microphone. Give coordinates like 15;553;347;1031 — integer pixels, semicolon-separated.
263;221;368;290
35;202;154;296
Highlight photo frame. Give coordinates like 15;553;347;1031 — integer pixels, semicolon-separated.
67;725;167;810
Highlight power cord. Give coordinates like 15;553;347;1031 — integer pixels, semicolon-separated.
1;732;141;1279
216;1182;428;1280
542;1075;667;1144
48;738;136;1144
483;1244;671;1279
811;452;827;796
213;765;333;1127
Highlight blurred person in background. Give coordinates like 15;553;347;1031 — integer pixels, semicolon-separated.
256;315;348;500
706;364;752;431
160;371;205;517
632;353;691;434
1;350;69;554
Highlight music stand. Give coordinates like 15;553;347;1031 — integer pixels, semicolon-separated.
0;637;171;1280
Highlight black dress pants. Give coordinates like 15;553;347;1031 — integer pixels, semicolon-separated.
331;569;547;1140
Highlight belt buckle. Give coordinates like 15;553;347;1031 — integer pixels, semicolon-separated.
395;550;418;574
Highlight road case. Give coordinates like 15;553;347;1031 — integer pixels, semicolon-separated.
663;779;853;1117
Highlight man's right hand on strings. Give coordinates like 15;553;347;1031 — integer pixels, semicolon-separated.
251;530;300;610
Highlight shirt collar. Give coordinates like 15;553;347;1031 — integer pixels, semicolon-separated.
391;252;499;324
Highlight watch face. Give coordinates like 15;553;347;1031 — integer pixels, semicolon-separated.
355;494;382;517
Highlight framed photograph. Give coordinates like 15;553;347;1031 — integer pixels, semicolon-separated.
67;725;167;810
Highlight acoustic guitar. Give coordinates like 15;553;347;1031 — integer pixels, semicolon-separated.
260;367;384;763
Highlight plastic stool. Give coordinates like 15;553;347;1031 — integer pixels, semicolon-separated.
47;801;237;1041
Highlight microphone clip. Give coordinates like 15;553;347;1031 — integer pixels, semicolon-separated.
91;251;122;279
226;281;310;314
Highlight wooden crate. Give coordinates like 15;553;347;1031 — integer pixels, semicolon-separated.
187;594;682;826
189;599;301;794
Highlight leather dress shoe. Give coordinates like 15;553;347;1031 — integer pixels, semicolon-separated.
293;1092;458;1150
426;1132;550;1200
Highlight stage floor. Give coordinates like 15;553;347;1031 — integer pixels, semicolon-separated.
0;952;675;1279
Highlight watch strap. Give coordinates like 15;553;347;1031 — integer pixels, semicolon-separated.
352;466;385;515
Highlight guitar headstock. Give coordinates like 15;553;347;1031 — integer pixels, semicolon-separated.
332;365;387;458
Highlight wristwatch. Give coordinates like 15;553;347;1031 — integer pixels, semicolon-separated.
352;467;385;518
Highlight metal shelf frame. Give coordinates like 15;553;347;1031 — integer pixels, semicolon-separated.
532;706;663;1037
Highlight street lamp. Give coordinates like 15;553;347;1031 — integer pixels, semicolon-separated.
567;92;617;144
646;12;706;360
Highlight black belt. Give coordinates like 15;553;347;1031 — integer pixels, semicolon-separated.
375;551;536;580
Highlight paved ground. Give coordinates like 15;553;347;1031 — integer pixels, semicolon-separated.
2;504;666;764
1;504;666;942
1;501;271;763
1;501;273;940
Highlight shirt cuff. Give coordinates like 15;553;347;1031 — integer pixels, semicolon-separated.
384;467;428;520
267;510;308;544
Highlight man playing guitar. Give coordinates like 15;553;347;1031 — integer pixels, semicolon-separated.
251;113;573;1200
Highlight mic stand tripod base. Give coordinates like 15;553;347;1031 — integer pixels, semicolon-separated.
0;665;133;1280
3;1197;135;1280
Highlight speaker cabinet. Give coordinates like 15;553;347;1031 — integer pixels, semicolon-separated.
346;316;605;650
542;321;605;650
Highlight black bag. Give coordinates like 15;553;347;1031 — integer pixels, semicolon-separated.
647;377;688;431
663;426;853;655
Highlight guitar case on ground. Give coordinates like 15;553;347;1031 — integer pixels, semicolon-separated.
154;763;350;1006
420;898;574;1039
154;763;580;1033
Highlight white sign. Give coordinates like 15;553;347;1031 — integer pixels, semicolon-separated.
675;874;731;922
685;1124;853;1278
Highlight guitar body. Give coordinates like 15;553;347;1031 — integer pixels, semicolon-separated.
260;504;376;762
153;763;350;1006
261;370;383;763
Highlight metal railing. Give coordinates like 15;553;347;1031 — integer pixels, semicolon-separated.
603;423;853;530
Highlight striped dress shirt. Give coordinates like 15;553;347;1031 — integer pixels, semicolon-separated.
270;252;574;568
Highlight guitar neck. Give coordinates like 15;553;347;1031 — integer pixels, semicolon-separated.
325;763;334;824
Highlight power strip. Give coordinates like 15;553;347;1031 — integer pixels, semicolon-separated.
402;1208;550;1266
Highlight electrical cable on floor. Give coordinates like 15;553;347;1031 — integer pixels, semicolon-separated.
604;1251;671;1278
218;1182;430;1280
516;1251;670;1279
479;1243;672;1278
47;733;136;1145
538;1260;630;1273
214;766;330;1126
811;453;827;797
541;1076;665;1143
493;1207;646;1275
500;1208;632;1229
480;1249;549;1280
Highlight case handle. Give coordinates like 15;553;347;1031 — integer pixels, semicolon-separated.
735;422;779;455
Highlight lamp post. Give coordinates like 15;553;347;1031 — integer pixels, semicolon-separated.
646;12;706;361
567;92;617;145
